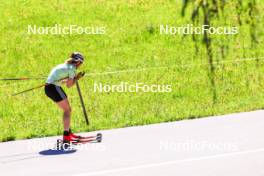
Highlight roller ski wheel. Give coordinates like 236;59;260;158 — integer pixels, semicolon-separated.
56;139;62;150
56;139;72;150
96;133;102;143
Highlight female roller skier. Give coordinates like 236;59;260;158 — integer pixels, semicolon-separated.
44;52;85;143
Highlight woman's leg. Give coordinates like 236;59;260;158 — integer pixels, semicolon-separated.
56;99;72;131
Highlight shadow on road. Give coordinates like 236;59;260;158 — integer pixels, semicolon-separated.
0;149;77;164
39;148;77;155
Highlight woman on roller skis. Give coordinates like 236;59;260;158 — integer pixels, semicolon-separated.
44;52;85;143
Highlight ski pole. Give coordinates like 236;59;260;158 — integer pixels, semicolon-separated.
11;72;86;97
0;77;45;81
76;80;89;125
12;84;46;96
11;77;68;96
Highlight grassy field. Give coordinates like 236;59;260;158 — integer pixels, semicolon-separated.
0;0;264;142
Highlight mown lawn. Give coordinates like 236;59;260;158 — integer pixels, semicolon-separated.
0;0;264;141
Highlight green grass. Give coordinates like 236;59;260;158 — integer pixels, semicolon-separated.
0;0;264;142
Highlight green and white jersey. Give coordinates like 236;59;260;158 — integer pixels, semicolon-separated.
46;63;76;86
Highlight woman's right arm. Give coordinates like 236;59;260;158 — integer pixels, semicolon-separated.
66;78;75;88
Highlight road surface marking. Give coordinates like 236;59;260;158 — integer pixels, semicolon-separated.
75;147;264;176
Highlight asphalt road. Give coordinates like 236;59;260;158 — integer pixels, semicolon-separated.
1;110;264;176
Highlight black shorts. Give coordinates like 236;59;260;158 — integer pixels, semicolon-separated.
45;84;67;102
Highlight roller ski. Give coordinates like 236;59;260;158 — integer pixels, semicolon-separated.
56;131;102;150
70;132;102;141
